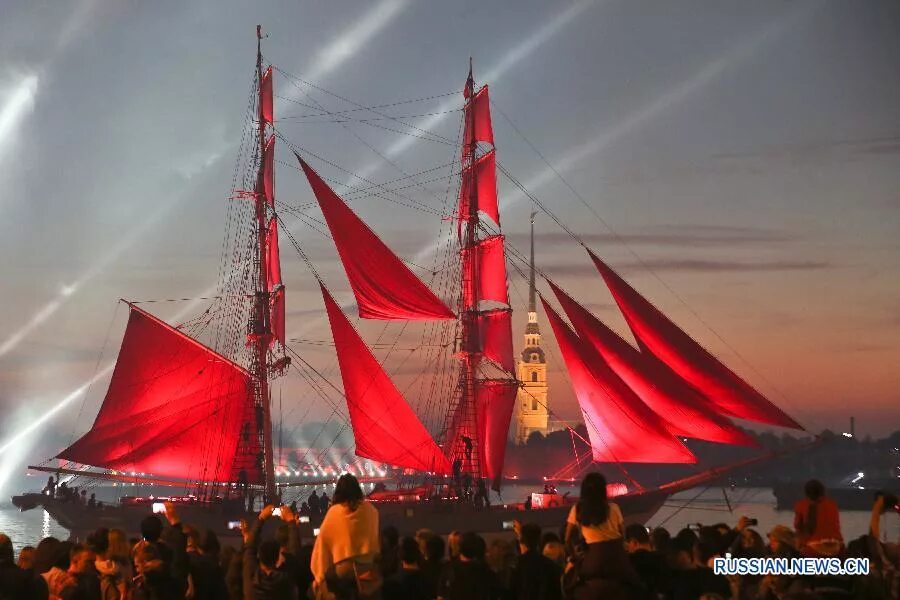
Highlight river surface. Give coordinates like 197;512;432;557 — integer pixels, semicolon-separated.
2;487;897;553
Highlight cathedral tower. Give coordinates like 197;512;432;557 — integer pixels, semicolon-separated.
515;213;550;444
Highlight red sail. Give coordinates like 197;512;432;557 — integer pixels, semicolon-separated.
271;287;285;346
463;86;494;150
298;155;455;321
461;235;509;306
266;217;281;288
541;298;695;463
477;308;514;373
476;379;518;484
260;66;273;125
548;280;756;447
321;285;451;474
57;305;255;482
589;250;802;429
262;135;275;208
459;150;500;227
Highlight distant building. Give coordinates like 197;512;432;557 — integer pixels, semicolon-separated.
515;214;550;444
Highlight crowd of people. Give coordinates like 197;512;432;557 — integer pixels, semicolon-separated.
41;477;103;510
1;473;896;599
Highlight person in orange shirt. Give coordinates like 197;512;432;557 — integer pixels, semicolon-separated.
794;479;843;556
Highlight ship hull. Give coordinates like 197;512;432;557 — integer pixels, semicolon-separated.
13;488;669;541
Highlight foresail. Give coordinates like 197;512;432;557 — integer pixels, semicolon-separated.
262;135;275;208
260;65;273;126
458;149;499;233
589;250;803;430
321;285;451;474
298;154;455;321
548;280;757;447
266;217;285;346
57;305;256;483
541;297;696;464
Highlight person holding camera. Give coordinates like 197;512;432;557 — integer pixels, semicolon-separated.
845;491;899;599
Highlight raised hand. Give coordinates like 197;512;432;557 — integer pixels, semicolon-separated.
163;501;179;526
259;504;276;521
279;504;296;523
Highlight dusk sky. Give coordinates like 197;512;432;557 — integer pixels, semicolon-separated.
1;0;898;489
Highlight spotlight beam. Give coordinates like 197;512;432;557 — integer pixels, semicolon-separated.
340;1;598;189
0;362;114;456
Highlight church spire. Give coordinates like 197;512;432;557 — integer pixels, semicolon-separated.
526;212;539;330
529;211;537;313
515;211;549;444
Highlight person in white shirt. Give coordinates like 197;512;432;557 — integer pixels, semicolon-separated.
310;474;381;598
563;473;640;597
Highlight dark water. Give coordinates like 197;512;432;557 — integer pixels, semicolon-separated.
2;487;896;553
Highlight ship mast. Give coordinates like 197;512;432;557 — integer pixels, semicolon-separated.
252;25;276;502
458;59;483;481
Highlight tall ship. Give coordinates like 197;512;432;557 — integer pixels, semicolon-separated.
13;29;805;539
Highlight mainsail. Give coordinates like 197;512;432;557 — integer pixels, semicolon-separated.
461;235;510;306
57;305;256;482
548;280;757;447
321;285;451;474
297;154;455;321
541;297;696;463
477;308;515;373
589;250;803;430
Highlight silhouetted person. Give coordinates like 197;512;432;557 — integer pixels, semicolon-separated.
474;478;490;509
452;458;463;497
184;526;227;599
380;526;400;580
383;537;429;600
437;532;497;600
511;522;562;600
43;476;56;498
133;501;188;598
1;534;48;599
421;535;445;598
624;523;667;597
308;490;320;517
461;436;473;465
68;543;101;600
242;504;298;600
319;492;329;513
274;510;309;594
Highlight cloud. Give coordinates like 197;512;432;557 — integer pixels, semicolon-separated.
713;135;900;161
510;224;794;249
543;258;832;277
